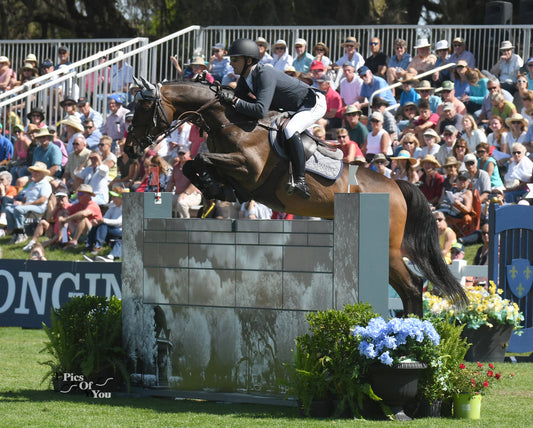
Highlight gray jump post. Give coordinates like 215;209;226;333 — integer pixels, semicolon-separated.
121;191;389;399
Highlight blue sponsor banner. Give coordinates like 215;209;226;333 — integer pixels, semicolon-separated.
0;260;121;328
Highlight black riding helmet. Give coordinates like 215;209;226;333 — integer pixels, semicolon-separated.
228;39;260;63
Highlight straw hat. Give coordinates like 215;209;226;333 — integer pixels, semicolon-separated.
273;39;287;48
59;115;84;133
341;37;360;49
255;37;269;49
34;127;54;138
420;154;441;168
28;161;50;175
415;80;435;92
312;42;329;56
0;56;10;65
25;53;37;63
505;113;528;128
435;40;449;51
391;150;418;165
187;56;207;67
371;153;389;165
442;156;460;167
77;183;95;196
499;41;514;50
423;128;441;143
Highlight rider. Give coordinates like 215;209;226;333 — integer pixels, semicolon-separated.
217;38;327;199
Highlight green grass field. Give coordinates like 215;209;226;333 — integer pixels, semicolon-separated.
0;327;532;427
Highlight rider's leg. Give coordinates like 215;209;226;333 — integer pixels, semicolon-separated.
285;132;310;199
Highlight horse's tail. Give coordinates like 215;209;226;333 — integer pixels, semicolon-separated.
396;180;468;308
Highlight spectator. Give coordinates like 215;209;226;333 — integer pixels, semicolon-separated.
478;78;514;126
335;37;365;72
39;58;54;77
525;57;533;88
503;142;533;202
474;223;490;266
386;38;412;88
339;61;362;106
256;37;273;65
74;150;109;205
364;37;388;78
103;94;130;146
487;115;508;151
185;57;215;83
292;38;314;73
110;51;133;93
448;37;476;69
490;41;524;94
437;102;464;134
520;88;533;124
32;127;62;178
335;127;363;163
476;142;504;190
78;97;104;132
59;96;80;123
450;242;466;262
438;170;473;232
343;105;368;146
168;121;191;152
26;106;46;129
371;153;391;178
18;61;39;85
406;38;437;77
54;46;71;70
366;96;398;141
62;134;90;192
436;81;467;116
451;60;471;99
166;146;202;218
84;187;125;261
398;78;420;106
397;102;419;135
82;118;103;150
312;42;332;71
0;171;17;230
513;74;529;113
490;91;517;124
0;123;14;166
97;135;117;182
4;162;52;244
11;124;31;168
410;99;439;143
57;183;102;248
461;114;487;152
56;64;79;100
29;243;47;261
59;115;84;154
394;132;421;159
436;125;459;166
48;126;68;168
0;56;17;92
361;111;391;161
240;200;272;219
357;66;396;110
22;190;72;251
110;149;139;190
464;153;491;203
310;60;336;90
419;154;444;207
440;156;461;193
462;68;489;115
316;75;343;130
451;137;470;170
390;150;419;183
431;40;452;86
503;113;527;152
146;155;172;193
209;43;231;83
272;40;293;71
415;80;442;113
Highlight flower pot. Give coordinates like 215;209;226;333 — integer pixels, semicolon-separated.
368;362;427;421
462;324;514;362
453;393;482;419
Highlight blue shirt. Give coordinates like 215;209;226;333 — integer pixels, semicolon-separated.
210;57;231;83
360;75;396;106
416;95;442;114
293;52;314;73
399;88;420;106
32;142;63;175
453;79;470;98
20;179;52;209
0;134;14;162
388;53;412;71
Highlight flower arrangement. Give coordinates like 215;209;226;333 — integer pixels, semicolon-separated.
450;361;506;396
353;317;440;367
424;281;523;331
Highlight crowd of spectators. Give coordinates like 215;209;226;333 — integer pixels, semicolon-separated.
1;35;533;266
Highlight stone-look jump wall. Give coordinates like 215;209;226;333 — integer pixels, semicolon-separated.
122;192;389;396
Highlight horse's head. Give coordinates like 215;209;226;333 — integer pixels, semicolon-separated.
124;76;173;159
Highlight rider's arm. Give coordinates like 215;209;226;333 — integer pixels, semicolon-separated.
234;69;276;119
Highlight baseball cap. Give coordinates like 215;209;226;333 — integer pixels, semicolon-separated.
464;153;477;164
310;60;325;71
442;102;454;111
443;124;458;134
441;80;455;91
357;65;370;75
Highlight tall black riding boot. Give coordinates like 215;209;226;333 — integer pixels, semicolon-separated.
286;132;310;199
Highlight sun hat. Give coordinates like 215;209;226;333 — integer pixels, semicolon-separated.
27;106;45;120
453;37;465;44
255;37;269;48
415;80;435;92
27;124;40;134
341;37;359;48
25;53;37;62
391;150;418;165
435;40;449;51
77;183;95;196
505;113;528;128
420;154;441;168
60;96;77;107
344;104;363;115
442;156;460;167
14;124;25;132
273;39;287;48
371;97;389;108
499;40;514;50
294;38;307;46
371;153;389;165
403;101;419;112
423;128;441;143
28;161;50;175
414;38;431;49
312;42;329;56
455;59;468;68
0;56;9;64
22;62;37;71
187;56;207;67
35;127;54;138
353;155;367;165
59;115;84;133
370;111;384;122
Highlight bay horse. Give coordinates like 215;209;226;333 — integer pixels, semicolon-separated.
125;78;467;316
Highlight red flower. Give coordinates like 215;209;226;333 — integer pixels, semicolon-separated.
459;364;466;369
477;362;483;367
489;363;494;369
471;379;476;386
487;370;494;377
495;373;501;380
483;381;489;388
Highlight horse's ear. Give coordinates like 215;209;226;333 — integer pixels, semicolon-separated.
133;76;144;89
140;76;156;92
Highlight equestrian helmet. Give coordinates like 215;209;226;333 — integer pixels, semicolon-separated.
228;39;260;62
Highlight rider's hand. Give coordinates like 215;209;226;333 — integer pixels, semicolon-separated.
217;90;235;105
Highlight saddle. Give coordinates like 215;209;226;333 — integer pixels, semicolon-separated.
268;114;344;181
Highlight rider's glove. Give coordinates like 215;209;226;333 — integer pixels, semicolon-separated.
217;90;235;105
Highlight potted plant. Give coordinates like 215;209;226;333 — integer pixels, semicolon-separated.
449;361;508;419
424;281;524;362
353;317;440;420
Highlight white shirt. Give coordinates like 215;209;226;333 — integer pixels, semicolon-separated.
169;121;191;150
75;164;110;204
272;52;293;71
339;75;363;106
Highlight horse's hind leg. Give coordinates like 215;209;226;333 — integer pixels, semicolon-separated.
389;248;423;317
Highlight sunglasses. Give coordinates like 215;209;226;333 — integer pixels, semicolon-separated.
374;160;386;164
528;64;533;67
370;119;380;123
62;102;75;107
513;151;523;155
403;141;415;145
442;133;453;137
315;47;325;51
275;46;285;50
84;126;93;129
72;143;81;146
453;44;462;47
435;218;444;222
337;135;348;139
522;98;531;101
487;86;497;90
404;107;416;111
98;143;107;146
456;145;466;149
369;42;379;46
476;150;486;154
455;65;465;69
465;161;475;166
511;121;522;125
344;44;355;48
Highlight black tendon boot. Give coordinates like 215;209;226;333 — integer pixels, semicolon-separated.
286;132;310;199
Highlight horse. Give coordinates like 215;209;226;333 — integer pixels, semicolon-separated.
125;78;467;316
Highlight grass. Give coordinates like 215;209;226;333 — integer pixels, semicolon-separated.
0;327;532;427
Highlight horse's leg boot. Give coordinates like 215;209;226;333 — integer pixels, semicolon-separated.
286;132;310;199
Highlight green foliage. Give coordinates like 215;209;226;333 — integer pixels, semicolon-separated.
40;295;128;389
287;303;380;417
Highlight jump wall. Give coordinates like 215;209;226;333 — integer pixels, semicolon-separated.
122;192;389;396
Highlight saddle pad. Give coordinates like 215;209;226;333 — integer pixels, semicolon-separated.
305;150;343;180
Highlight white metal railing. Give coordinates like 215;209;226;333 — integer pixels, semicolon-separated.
450;260;489;286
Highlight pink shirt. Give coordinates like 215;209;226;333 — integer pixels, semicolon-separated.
325;87;343;119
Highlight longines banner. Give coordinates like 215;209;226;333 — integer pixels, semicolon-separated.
0;260;121;328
